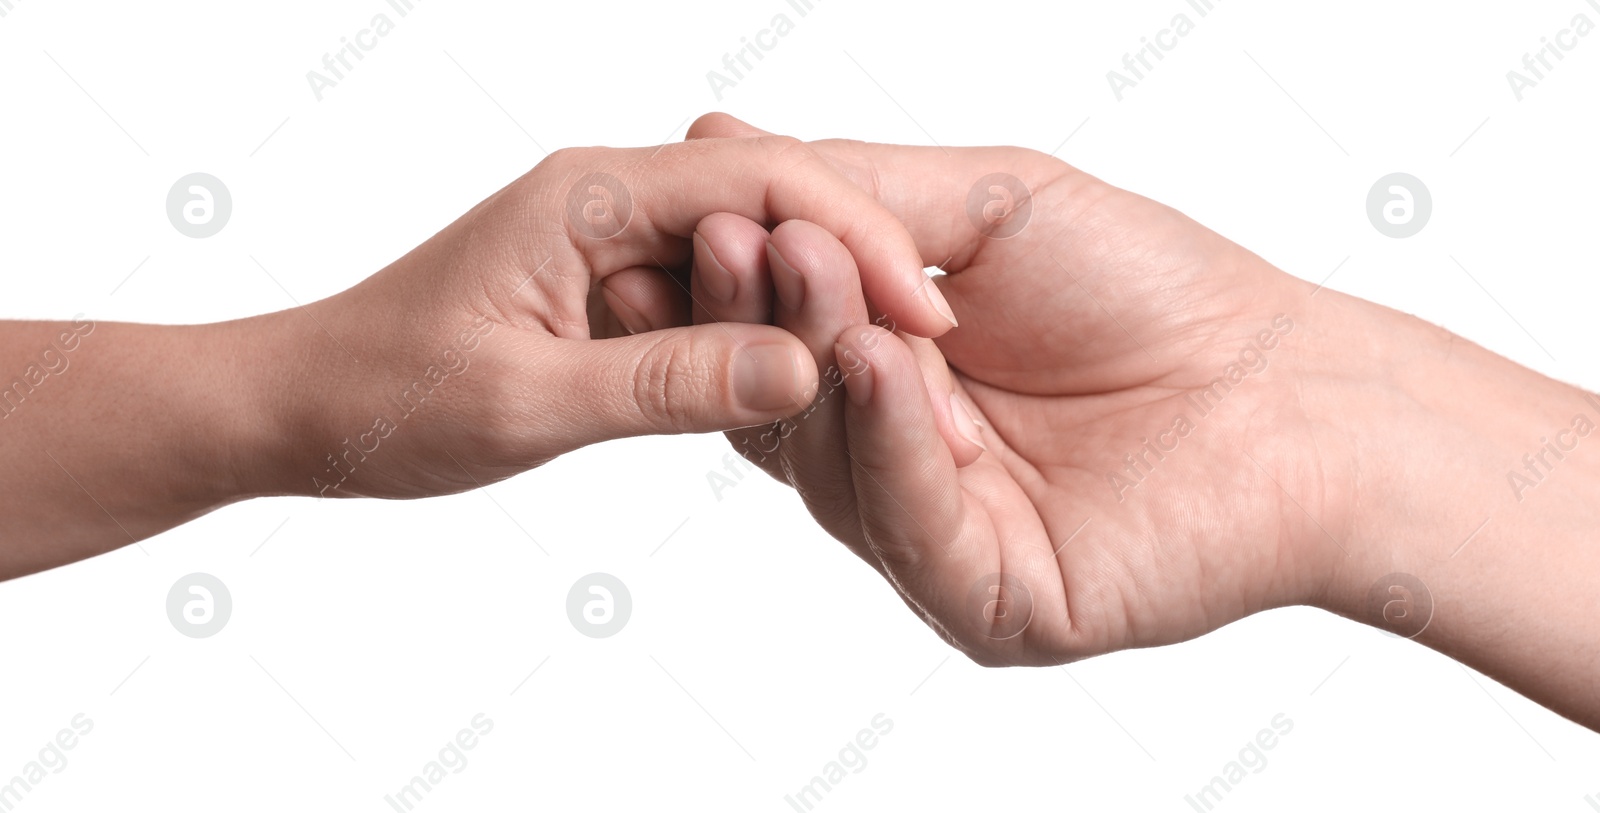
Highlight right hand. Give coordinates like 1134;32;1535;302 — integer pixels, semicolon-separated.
231;134;956;502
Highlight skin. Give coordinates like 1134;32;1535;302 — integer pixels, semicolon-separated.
0;134;956;579
2;114;1595;731
657;114;1600;730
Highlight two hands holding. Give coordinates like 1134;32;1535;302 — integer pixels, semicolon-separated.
4;114;1595;728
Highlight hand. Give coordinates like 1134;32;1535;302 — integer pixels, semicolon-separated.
241;135;961;501
0;134;964;576
680;114;1365;665
687;116;1600;730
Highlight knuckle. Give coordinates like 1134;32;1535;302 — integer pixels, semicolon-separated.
531;147;615;196
540;145;589;172
811;138;878;192
809;496;863;540
537;146;618;190
762;133;806;152
788;467;861;534
632;338;708;434
1016;147;1081;190
1013;145;1059;166
861;523;924;573
761;134;814;172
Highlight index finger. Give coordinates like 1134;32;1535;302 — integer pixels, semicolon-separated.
552;136;958;339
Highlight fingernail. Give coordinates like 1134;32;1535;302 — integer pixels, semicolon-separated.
837;341;874;407
694;232;738;304
601;288;649;335
766;241;807;311
950;394;986;450
924;280;958;328
734;343;802;412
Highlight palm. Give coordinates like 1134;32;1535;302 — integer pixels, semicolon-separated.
927;164;1329;662
676;118;1340;664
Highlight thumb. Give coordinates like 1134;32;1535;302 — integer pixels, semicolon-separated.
544;323;818;448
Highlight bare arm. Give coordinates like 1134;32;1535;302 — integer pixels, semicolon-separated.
1308;291;1600;728
0;318;281;576
0;127;958;581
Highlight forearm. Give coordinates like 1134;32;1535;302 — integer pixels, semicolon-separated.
1306;291;1600;728
0;317;286;578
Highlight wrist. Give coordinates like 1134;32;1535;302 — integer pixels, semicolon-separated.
1284;289;1474;619
1306;292;1600;725
230;293;510;502
1296;288;1592;620
209;311;331;500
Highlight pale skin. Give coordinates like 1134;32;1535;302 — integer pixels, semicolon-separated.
0;134;956;575
2;114;1595;731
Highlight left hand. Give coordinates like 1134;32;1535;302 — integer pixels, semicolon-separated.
653;115;1358;666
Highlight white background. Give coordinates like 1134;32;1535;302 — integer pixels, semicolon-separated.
2;0;1598;810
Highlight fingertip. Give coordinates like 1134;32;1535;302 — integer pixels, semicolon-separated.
837;326;979;467
728;325;819;419
947;393;987;468
876;270;960;340
600;287;648;335
692;213;774;326
834;324;903;405
899;331;982;468
599;266;687;334
686;112;775;140
686;112;732;140
924;277;960;329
